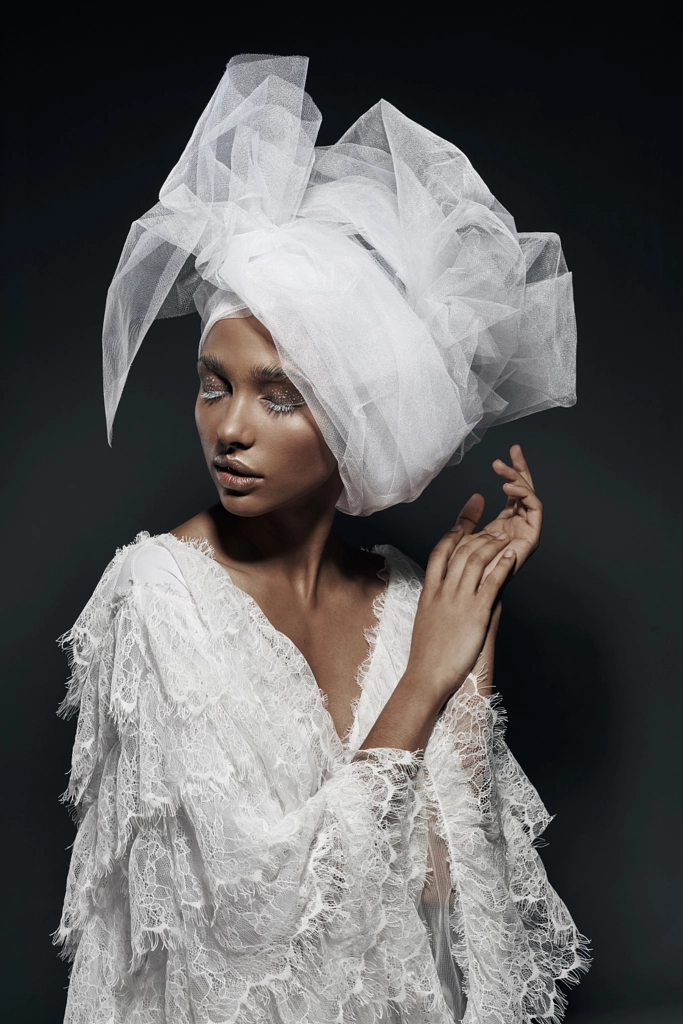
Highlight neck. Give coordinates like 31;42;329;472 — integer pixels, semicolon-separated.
207;474;347;601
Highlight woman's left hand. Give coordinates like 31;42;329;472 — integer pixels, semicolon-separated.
453;444;543;578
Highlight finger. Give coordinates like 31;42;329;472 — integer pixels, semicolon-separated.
501;480;541;498
493;449;536;494
454;493;485;535
492;457;515;480
501;481;543;511
479;547;517;601
425;525;464;587
448;526;509;567
450;527;509;557
490;459;526;517
481;537;530;580
449;520;510;566
502;481;543;531
510;444;534;489
448;533;512;591
492;459;527;506
492;458;533;492
446;529;509;574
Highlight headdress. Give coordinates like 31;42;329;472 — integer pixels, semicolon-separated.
103;54;576;515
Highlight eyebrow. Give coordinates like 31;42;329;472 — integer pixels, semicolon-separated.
198;354;229;380
198;355;291;385
249;363;290;385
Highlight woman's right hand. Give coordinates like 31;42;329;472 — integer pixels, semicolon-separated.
405;525;516;702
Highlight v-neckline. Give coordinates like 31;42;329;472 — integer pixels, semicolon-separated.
161;532;393;750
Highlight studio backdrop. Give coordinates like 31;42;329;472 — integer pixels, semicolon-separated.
2;6;679;1023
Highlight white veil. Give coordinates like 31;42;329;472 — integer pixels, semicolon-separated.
103;54;576;515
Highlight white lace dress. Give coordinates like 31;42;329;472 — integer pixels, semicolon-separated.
54;532;589;1024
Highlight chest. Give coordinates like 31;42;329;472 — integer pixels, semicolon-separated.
250;587;384;743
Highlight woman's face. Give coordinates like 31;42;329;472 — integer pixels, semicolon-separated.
195;316;341;516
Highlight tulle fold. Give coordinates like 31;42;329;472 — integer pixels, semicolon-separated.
103;56;576;515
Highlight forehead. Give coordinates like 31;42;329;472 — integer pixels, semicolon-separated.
201;315;280;365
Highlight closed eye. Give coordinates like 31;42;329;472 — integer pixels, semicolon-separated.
263;398;305;414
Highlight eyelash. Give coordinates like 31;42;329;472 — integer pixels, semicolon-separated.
265;400;303;415
200;388;303;414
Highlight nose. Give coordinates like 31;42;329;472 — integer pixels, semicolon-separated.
215;392;257;451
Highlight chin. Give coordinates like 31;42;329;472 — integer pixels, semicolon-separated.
216;489;289;517
217;482;330;517
218;494;269;517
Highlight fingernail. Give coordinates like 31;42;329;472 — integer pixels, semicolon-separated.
503;549;514;557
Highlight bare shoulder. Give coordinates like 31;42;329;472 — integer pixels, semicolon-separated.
168;504;241;568
169;508;219;545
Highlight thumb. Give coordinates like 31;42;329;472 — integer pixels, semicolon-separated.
455;493;485;535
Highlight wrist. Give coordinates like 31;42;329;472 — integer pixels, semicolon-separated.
401;661;469;705
487;598;502;632
359;668;448;754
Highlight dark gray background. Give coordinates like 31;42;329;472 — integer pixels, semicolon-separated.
3;5;679;1022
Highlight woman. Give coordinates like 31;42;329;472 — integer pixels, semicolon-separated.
54;55;589;1022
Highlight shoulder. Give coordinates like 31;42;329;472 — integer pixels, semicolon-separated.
59;531;190;680
168;507;222;549
114;535;190;600
375;543;425;589
62;533;194;637
372;544;424;631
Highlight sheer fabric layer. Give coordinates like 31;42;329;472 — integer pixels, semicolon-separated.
55;533;589;1022
103;55;577;515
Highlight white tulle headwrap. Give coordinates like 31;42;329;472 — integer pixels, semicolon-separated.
103;53;576;515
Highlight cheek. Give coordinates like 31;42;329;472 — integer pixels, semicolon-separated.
266;414;335;476
195;402;218;449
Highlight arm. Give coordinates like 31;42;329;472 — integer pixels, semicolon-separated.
54;543;436;1023
397;444;590;1021
470;598;501;698
359;442;535;760
358;532;515;757
425;670;590;1024
422;602;591;1022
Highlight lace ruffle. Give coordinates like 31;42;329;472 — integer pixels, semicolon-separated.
54;532;589;1022
54;534;451;1023
425;680;591;1023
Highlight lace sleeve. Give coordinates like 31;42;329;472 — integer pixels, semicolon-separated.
53;566;437;1023
425;671;591;1024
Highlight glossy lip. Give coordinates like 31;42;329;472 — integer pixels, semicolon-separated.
213;456;262;492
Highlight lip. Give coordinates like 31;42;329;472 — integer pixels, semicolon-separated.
213;457;262;492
